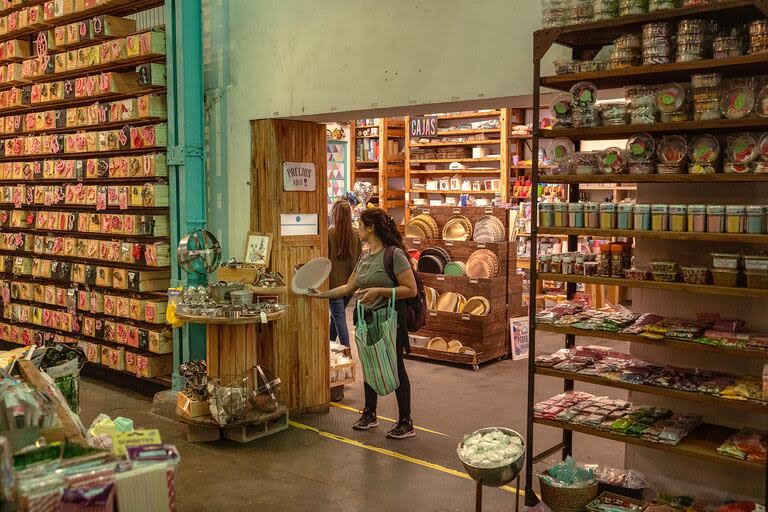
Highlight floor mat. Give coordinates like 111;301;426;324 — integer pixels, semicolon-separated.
293;405;468;474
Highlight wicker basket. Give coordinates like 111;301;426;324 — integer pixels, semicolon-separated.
539;472;599;512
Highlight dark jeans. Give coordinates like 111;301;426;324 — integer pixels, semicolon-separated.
329;295;352;347
364;346;411;421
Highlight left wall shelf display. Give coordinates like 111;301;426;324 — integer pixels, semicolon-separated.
0;0;172;382
350;118;406;225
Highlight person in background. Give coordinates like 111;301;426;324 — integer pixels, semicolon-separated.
309;208;417;439
327;199;362;348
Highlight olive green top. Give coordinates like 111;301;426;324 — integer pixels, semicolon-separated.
355;247;410;311
328;227;362;289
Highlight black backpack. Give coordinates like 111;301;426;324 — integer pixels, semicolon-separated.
384;246;427;332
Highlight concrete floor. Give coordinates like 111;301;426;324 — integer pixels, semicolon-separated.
79;329;628;512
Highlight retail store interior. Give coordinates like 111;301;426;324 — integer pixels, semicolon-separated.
0;0;765;511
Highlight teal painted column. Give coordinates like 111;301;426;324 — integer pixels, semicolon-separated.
166;0;207;389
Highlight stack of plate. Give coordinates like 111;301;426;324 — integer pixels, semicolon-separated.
427;337;448;351
417;247;451;274
472;215;506;243
406;214;439;239
444;261;467;277
461;296;491;316
442;216;473;241
424;286;438;310
466;249;500;278
435;291;465;312
446;339;463;353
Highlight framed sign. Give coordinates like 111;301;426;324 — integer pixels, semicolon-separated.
409;116;438;138
283;162;316;191
243;232;272;267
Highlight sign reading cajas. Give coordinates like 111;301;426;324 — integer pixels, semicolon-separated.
409;116;438;138
282;162;316;191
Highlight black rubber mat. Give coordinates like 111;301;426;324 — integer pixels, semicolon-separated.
293;405;467;473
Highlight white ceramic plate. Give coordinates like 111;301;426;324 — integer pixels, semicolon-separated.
291;257;332;295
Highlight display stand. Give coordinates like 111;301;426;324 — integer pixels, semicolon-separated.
404;205;522;369
175;312;290;443
525;2;768;504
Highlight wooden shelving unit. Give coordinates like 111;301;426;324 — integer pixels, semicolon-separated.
349;118;406;220
525;2;768;505
0;1;172;381
404;206;523;370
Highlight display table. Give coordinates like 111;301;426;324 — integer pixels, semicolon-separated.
176;310;287;389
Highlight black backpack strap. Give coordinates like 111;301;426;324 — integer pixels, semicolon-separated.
383;245;398;286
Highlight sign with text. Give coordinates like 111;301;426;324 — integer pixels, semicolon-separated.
282;162;316;191
409;116;438;138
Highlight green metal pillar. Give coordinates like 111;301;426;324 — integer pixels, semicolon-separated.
165;0;207;389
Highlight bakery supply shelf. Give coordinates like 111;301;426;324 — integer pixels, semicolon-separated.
537;272;768;298
9;297;168;331
410;140;502;147
408;169;502;175
545;117;768;140
0;146;165;164
540;174;768;184
410;190;499;195
435;129;501;136
537;226;768;244
0;86;167;117
410;157;501;163
0;203;168;214
175;309;288;325
536;323;768;360
536;366;768;414
0;117;167;141
540;53;768;91
534;418;765;470
0;249;170;272
434;111;501;120
0;226;168;242
0;271;167;299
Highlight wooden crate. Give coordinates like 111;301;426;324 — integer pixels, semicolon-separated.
405;238;514;276
407;331;509;370
424;308;506;338
410;205;511;233
330;361;355;388
421;273;507;301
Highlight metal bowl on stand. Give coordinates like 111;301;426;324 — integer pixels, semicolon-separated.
457;427;525;512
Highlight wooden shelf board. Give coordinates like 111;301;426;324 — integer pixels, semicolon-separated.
537;272;768;298
436;129;501;136
0;271;167;299
0;146;164;164
353;124;378;129
410;190;499;195
0;54;166;96
539;174;768;184
534;418;765;470
354;134;380;139
409;170;503;175
536;323;768;360
536;367;768;413
411;158;501;163
579;185;637;191
0;116;166;141
434;111;501;120
541;53;768;91
0;86;166;117
410;140;502;147
0;0;165;46
545;117;768;139
537;227;768;244
536;1;766;49
0;226;168;241
0;249;170;272
0;202;168;214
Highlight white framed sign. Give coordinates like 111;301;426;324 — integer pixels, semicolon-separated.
283;162;316;191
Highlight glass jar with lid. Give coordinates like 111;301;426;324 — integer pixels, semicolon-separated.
669;204;687;232
687;204;706;232
539;203;555;228
651;204;669;231
634;204;651;230
584;202;599;228
706;205;725;233
599;202;617;229
725;205;745;234
618;203;634;229
568;203;585;228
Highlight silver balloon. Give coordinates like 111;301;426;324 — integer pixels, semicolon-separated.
353;181;373;205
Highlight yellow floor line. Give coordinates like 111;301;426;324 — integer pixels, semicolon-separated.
330;402;450;438
289;419;524;496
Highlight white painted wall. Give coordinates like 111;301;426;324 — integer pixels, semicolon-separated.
223;0;565;254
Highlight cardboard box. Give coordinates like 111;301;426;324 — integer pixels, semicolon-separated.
177;392;209;418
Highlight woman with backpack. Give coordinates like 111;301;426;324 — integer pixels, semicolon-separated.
308;208;418;439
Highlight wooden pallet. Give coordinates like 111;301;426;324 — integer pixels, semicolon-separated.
180;406;289;443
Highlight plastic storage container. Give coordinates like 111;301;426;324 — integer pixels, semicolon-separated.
669;204;687;232
600;203;617;229
618;203;634;229
706;205;725;233
553;202;569;227
584;202;599;228
711;268;739;287
721;87;755;119
744;255;768;271
711;252;740;269
681;266;708;285
746;205;764;234
539;203;554;228
651;204;669;231
725;205;745;233
599;147;628;174
626;86;658;125
568;203;585;228
634;204;651;230
746;269;768;289
687;204;706;232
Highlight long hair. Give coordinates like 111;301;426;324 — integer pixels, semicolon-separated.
359;208;407;255
330;200;356;260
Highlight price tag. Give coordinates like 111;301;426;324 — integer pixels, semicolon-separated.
412;238;421;245
477;243;486;249
260;311;268;324
461;314;470;321
452;208;461;214
429;311;438;317
422;208;430;215
445;241;453;247
484;207;493;214
469;278;478;284
437;275;445;281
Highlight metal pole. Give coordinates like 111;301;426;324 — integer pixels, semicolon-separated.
475;481;483;512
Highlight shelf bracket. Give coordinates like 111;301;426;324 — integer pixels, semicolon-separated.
167;145;204;166
533;29;560;61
